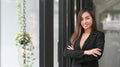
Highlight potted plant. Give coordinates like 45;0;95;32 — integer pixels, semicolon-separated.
15;0;35;67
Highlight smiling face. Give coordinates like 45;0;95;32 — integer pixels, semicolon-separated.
81;12;93;30
70;9;97;45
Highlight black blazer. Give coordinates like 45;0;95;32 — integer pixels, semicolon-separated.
64;30;105;67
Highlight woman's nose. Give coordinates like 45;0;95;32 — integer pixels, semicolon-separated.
83;19;87;23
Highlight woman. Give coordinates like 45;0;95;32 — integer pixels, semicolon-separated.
64;8;105;67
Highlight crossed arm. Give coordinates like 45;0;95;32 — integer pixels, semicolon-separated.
64;32;105;63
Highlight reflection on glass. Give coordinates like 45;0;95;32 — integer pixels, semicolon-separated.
94;1;120;67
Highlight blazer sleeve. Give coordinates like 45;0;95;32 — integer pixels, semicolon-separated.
78;32;105;63
64;49;84;58
64;41;84;58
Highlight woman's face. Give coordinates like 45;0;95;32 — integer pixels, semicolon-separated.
81;12;93;30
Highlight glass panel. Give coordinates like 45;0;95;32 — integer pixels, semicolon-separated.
1;0;39;67
94;0;120;67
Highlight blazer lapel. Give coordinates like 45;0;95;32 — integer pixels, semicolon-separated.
82;30;97;50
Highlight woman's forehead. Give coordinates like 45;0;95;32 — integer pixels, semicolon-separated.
82;12;91;18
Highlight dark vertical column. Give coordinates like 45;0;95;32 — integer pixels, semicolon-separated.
76;0;94;10
82;0;86;8
76;0;80;25
58;0;67;67
40;0;53;67
68;0;75;38
65;1;75;67
76;0;80;17
82;0;95;10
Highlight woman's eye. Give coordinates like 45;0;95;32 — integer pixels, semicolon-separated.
86;17;90;20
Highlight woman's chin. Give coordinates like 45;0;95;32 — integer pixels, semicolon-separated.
83;27;91;30
83;27;88;29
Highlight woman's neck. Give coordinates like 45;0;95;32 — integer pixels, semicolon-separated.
84;28;92;34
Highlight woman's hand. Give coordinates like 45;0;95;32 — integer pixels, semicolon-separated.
67;45;74;50
84;48;102;57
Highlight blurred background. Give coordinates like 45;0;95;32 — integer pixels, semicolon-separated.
0;0;120;67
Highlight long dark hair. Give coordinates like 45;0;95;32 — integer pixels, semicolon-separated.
70;8;97;46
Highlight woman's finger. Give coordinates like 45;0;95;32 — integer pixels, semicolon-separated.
95;48;101;51
94;50;101;55
67;45;74;50
93;49;102;55
92;53;98;57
